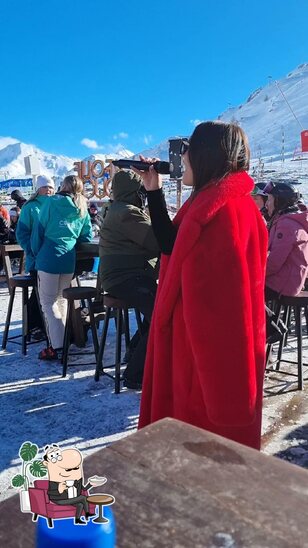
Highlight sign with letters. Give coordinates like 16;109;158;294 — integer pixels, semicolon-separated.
73;160;114;198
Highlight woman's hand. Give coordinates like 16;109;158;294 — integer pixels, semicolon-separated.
131;155;162;192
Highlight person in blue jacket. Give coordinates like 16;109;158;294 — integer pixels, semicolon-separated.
16;175;55;335
31;175;92;360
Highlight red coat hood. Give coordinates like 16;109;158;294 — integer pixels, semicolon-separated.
174;171;254;228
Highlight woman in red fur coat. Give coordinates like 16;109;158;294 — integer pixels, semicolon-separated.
134;122;268;450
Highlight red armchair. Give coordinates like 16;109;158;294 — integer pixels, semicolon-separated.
29;480;95;528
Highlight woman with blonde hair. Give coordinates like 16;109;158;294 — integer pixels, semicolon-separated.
31;175;92;360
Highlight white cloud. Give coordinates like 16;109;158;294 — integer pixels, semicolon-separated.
143;134;153;146
113;132;129;140
81;138;103;150
190;119;203;127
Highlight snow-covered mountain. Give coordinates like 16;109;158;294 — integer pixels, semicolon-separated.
0;139;134;181
140;63;308;161
0;138;78;181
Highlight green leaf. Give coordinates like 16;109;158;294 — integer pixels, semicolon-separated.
19;442;38;462
11;475;25;488
29;460;47;478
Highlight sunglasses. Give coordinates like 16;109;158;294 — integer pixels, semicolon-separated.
180;139;190;155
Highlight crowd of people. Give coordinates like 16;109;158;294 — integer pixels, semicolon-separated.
2;120;308;452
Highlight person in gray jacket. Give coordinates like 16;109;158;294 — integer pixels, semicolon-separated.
99;169;160;389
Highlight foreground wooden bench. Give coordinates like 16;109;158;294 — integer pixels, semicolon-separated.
1;417;308;547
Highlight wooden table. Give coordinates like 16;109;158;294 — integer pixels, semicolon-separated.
86;494;115;523
0;244;25;290
0;242;100;347
1;418;308;547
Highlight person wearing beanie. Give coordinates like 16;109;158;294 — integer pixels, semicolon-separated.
99;169;160;389
16;174;55;336
35;174;55;192
11;189;27;209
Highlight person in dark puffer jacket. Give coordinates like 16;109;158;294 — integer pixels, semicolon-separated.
99;170;160;389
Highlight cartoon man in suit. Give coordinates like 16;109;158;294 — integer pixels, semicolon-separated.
43;444;104;525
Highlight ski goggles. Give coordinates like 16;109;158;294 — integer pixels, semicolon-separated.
180;139;190;155
251;186;267;196
263;181;275;194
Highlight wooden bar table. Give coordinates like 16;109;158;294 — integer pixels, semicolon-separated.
0;242;100;346
0;243;25;290
1;418;308;547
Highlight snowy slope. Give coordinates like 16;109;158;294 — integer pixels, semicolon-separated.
141;63;308;161
218;63;308;157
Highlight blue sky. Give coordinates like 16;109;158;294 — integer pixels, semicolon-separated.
0;0;307;158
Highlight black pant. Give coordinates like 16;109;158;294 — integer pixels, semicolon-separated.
108;275;157;383
28;271;45;331
53;495;89;519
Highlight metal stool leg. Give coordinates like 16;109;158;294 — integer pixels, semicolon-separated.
62;301;73;377
61;300;70;365
276;304;288;370
123;308;130;350
21;286;29;355
87;298;99;359
282;305;292;348
295;306;303;390
305;305;308;336
95;307;111;381
265;343;273;368
2;287;15;349
115;308;123;394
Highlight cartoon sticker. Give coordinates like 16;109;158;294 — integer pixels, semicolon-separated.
12;441;115;528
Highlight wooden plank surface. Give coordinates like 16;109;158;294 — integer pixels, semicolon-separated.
0;244;25;290
1;418;308;547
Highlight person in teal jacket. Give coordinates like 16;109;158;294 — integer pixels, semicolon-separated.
17;175;55;272
31;175;92;360
16;175;55;333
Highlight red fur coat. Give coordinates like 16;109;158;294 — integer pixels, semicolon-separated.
139;172;268;449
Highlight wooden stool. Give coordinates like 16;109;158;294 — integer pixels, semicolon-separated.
95;295;143;393
2;275;44;355
61;286;99;377
267;291;308;390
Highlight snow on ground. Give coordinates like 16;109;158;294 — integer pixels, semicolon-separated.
0;280;141;502
1;278;308;504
